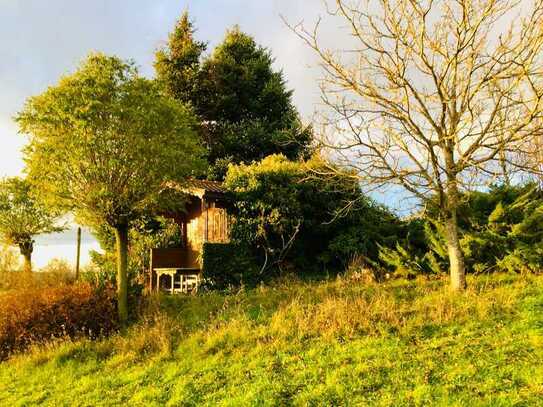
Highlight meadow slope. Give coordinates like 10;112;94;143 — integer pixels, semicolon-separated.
1;274;542;406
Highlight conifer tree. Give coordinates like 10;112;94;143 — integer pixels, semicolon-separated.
154;11;206;103
155;15;312;178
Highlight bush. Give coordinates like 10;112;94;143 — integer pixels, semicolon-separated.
0;283;118;360
224;154;402;276
201;242;259;289
379;183;543;277
39;258;74;275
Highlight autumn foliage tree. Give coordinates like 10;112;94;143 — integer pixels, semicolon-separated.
16;53;205;323
290;0;543;290
0;177;63;272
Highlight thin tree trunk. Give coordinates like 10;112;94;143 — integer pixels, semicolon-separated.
114;224;129;325
444;212;467;291
75;227;81;280
443;147;467;291
19;241;33;273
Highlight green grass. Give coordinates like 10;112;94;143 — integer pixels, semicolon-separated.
1;273;542;406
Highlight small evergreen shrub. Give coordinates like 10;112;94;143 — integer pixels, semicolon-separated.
379;183;543;277
201;242;259;289
0;283;118;360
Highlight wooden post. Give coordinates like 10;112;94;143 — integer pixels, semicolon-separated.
75;227;82;280
149;248;153;292
204;199;209;242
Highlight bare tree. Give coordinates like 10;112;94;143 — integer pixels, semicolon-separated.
520;129;543;186
287;0;543;290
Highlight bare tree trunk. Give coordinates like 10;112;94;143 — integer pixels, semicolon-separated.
19;241;33;273
288;0;543;291
444;212;467;291
442;142;467;291
443;173;467;290
114;224;129;325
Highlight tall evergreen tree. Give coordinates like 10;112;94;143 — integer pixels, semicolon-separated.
154;11;206;103
155;16;312;178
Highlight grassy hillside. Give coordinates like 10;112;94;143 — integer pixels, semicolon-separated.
1;274;542;406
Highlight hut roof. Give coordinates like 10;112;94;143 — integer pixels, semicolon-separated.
184;178;226;194
164;178;227;199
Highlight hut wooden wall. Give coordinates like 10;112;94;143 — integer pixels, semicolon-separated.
186;198;230;250
206;201;230;243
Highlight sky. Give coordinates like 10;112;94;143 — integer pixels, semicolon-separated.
0;1;527;268
0;0;335;268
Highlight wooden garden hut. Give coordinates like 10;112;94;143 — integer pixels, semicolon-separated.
149;179;231;294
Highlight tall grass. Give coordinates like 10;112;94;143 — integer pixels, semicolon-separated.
0;247;76;293
1;273;542;405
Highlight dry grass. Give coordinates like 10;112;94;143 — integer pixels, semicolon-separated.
1;273;541;405
0;282;118;360
268;280;518;340
0;270;75;293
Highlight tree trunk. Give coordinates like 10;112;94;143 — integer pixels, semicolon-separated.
19;241;33;273
114;224;129;325
444;212;467;291
443;146;467;291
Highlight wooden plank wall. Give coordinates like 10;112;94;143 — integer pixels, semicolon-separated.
186;199;230;250
207;202;230;243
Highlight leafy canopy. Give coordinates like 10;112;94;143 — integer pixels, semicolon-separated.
225;154;401;275
0;177;63;249
16;53;206;229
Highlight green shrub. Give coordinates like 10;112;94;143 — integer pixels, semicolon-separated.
225;154;402;276
380;183;543;277
201;242;259;289
0;283;118;360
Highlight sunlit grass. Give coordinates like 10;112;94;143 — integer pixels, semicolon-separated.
1;273;542;406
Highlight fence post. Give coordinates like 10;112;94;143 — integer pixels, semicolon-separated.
75;227;81;280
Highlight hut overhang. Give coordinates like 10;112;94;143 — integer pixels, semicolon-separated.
149;179;232;293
